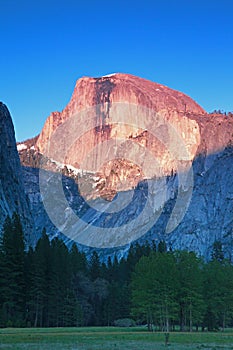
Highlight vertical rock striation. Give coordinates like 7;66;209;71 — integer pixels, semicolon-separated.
0;103;34;245
16;74;233;258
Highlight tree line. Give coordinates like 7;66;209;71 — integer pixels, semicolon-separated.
1;213;233;331
210;110;233;117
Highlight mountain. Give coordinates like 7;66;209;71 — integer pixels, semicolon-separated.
36;74;204;192
17;74;233;259
0;103;35;246
19;74;205;199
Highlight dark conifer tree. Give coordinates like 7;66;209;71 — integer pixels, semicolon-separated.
30;228;52;327
158;240;167;253
24;246;35;327
69;243;87;275
48;237;70;326
211;240;224;262
89;251;101;281
0;213;26;326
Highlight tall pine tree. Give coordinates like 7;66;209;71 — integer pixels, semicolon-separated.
0;213;26;326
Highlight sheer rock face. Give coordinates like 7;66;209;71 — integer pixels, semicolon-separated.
36;74;205;155
34;74;206;197
23;74;233;177
0;103;35;245
16;74;233;258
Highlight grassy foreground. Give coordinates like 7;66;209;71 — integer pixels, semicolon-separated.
1;327;233;350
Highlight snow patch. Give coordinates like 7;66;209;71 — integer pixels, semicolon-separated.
102;73;118;78
92;176;100;181
65;164;95;176
17;143;27;151
65;164;82;175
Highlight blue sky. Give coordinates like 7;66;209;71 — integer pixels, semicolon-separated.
1;0;233;141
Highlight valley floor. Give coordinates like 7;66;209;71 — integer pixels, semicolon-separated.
1;327;233;350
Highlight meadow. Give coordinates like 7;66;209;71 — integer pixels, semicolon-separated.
1;327;233;350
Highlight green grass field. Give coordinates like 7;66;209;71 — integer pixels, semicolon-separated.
1;327;233;350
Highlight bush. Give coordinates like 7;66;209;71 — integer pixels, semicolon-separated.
113;318;136;327
6;320;13;328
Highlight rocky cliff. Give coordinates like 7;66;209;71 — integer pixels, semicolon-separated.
36;73;205;156
16;74;233;258
0;103;35;245
21;74;205;199
20;145;233;260
21;74;233;195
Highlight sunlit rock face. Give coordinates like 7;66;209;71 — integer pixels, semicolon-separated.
36;73;205;154
35;74;204;198
16;74;233;259
192;112;233;169
0;103;35;245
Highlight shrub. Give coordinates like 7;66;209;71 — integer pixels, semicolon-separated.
113;318;136;327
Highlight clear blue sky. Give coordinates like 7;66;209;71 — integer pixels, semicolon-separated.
1;0;233;141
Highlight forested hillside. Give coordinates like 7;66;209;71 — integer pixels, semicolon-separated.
0;214;233;331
